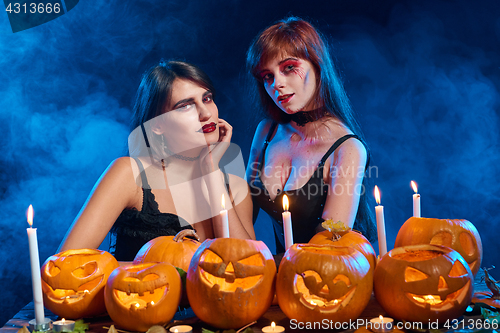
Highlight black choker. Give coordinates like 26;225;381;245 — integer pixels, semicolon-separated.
290;108;328;127
164;145;201;161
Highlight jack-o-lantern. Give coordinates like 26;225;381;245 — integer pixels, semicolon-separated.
374;244;473;323
186;238;276;329
104;262;181;332
40;249;119;319
133;230;201;272
276;244;373;323
309;220;377;273
395;217;482;276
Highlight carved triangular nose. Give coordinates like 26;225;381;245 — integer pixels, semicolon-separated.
224;262;235;283
225;262;234;273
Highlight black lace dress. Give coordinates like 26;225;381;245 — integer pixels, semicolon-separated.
109;158;193;261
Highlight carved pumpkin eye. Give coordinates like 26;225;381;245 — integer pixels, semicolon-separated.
430;231;452;247
45;261;61;277
449;260;468;277
405;267;429;282
72;261;97;278
199;250;225;277
459;232;475;256
333;274;351;287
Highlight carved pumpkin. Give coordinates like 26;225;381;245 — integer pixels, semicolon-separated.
374;244;473;322
133;230;201;272
104;262;181;332
309;230;376;273
276;244;373;323
394;217;482;276
186;238;276;329
40;249;119;319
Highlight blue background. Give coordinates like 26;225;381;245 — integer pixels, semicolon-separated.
1;0;499;326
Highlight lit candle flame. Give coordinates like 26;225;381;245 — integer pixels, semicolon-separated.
221;194;225;211
271;322;276;329
151;301;154;305
411;180;418;193
27;205;34;227
174;329;178;333
379;315;383;322
282;194;289;211
374;186;381;205
135;303;140;308
62;319;65;323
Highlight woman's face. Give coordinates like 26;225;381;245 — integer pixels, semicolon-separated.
155;78;219;153
258;56;318;114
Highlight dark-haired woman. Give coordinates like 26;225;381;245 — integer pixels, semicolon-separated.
246;17;376;256
59;61;255;260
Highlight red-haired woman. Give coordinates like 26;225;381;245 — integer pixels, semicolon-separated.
246;17;376;259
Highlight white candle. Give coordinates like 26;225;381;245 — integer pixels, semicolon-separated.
262;321;285;333
220;194;229;238
282;195;293;250
374;186;387;257
369;315;394;333
52;319;75;332
169;325;192;333
26;205;45;324
411;180;421;217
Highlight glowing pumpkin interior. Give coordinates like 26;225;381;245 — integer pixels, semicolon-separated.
112;264;170;310
198;250;265;292
293;246;359;313
393;249;471;311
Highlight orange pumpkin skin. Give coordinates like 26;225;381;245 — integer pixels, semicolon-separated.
104;262;181;332
133;231;201;272
40;249;119;319
276;244;373;323
394;217;482;276
309;230;377;272
186;238;276;329
374;244;473;323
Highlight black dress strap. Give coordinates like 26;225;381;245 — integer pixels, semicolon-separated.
133;158;151;189
256;122;278;172
319;134;360;166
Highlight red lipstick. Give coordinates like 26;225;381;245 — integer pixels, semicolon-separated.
202;122;216;133
278;94;294;104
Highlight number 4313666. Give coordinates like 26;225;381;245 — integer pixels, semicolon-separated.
6;3;61;14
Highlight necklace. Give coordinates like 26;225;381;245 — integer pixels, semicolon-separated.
290;107;328;127
164;145;201;161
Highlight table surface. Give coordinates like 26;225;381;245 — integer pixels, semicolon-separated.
1;269;494;333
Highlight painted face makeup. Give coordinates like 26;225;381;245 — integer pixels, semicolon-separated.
259;57;317;114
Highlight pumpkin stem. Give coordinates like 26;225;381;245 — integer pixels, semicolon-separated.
173;229;200;242
331;232;342;241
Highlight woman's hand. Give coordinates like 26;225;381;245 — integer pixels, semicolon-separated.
199;118;232;175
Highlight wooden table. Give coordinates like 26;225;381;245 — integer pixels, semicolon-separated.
1;270;494;333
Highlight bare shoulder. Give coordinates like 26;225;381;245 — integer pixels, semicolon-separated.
99;157;142;192
333;136;368;166
227;173;250;199
251;119;276;150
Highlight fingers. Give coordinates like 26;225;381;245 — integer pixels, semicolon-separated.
218;118;233;143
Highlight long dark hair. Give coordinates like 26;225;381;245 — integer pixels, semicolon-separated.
246;17;377;242
128;60;216;161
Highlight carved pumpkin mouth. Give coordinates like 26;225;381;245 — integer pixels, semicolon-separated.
406;281;471;310
294;272;356;313
44;275;104;303
112;273;170;310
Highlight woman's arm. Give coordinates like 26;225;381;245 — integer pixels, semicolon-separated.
320;138;368;230
58;157;141;252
